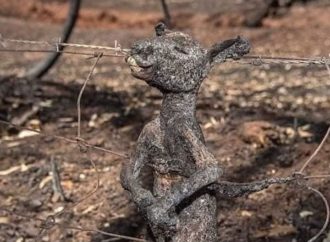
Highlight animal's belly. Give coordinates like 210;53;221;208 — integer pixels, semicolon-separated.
153;173;183;197
150;141;195;197
174;193;217;242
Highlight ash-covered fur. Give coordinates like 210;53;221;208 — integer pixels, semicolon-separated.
121;23;250;242
130;32;208;92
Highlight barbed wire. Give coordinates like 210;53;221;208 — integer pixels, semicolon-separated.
1;35;330;66
0;35;130;54
0;48;126;58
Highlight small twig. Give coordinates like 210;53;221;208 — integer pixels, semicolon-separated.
50;156;67;202
11;104;40;126
50;148;100;219
37;154;100;236
67;226;146;242
77;52;102;138
102;238;121;242
307;187;330;242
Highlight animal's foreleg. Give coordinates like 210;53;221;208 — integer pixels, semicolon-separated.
121;158;155;212
146;126;222;234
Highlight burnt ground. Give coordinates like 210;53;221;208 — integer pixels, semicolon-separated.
0;0;330;241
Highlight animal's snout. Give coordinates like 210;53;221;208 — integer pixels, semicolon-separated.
126;56;137;66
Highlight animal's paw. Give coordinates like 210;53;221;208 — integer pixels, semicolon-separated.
147;203;177;238
134;190;156;214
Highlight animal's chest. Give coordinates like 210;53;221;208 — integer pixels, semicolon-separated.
146;133;188;168
163;118;204;161
148;118;203;196
163;127;192;162
149;129;189;196
146;124;193;163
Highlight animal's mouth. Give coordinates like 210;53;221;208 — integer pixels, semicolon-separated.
126;56;153;81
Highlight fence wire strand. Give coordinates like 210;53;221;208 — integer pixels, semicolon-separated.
299;126;330;173
0;48;126;58
1;35;330;66
77;53;103;138
307;187;330;242
0;36;130;54
240;55;330;66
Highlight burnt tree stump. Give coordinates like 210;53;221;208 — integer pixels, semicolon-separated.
121;23;294;241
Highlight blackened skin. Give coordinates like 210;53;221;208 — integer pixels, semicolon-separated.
121;23;252;242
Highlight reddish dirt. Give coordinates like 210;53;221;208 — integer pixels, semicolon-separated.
0;0;330;242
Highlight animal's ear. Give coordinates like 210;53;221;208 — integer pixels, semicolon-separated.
207;36;250;64
155;22;172;36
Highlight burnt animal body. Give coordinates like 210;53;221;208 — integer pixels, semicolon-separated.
121;23;250;242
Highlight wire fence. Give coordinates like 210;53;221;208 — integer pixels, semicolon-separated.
1;35;330;66
0;48;142;241
0;35;330;242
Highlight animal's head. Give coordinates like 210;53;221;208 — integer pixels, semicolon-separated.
126;23;250;93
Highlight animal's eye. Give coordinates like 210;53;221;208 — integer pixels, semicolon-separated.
174;46;188;55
